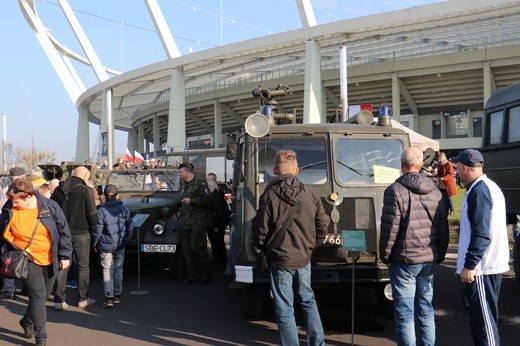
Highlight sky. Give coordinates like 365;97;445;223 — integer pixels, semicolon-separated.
0;0;443;164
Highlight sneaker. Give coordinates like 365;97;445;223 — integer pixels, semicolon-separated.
66;280;79;289
54;302;69;311
103;297;114;308
113;295;121;304
0;291;16;300
78;298;96;308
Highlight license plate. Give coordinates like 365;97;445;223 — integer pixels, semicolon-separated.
323;233;342;245
140;244;177;253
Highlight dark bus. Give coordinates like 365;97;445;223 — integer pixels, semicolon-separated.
482;82;520;223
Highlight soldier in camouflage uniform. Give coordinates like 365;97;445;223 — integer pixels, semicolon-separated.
178;163;212;284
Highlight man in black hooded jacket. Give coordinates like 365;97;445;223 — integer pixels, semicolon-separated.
52;166;97;309
252;149;329;346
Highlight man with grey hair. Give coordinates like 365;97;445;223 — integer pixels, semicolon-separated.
380;146;449;346
0;167;27;300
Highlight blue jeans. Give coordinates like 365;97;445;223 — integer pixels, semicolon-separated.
269;263;325;346
389;262;438;346
100;249;125;297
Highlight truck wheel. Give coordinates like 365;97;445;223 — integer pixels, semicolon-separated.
376;284;394;318
168;252;183;279
242;284;265;319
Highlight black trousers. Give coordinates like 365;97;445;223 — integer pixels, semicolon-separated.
54;233;91;303
207;226;228;266
21;262;55;341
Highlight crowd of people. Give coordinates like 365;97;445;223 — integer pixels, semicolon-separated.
0;147;514;345
0;162;231;345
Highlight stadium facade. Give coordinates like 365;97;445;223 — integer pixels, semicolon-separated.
20;0;520;165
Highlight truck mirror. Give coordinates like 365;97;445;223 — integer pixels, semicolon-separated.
226;143;237;160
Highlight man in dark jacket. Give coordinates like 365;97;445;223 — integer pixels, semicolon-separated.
53;166;98;309
252;149;329;346
380;146;449;346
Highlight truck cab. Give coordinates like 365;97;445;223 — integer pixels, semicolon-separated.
227;110;412;318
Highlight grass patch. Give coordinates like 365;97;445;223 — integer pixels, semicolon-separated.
448;188;464;246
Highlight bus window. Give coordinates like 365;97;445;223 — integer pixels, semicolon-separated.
508;106;520;143
489;111;503;145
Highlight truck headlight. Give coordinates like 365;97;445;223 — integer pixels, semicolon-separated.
152;223;165;235
383;283;393;300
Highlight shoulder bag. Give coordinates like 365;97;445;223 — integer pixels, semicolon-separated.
256;204;300;271
1;219;41;279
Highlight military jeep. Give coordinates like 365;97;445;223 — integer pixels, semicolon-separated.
104;168;184;277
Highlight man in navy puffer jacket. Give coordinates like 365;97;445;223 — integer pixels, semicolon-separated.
92;184;134;308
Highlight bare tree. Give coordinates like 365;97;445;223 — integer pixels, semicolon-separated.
14;147;56;171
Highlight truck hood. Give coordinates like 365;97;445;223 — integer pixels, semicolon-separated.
123;193;182;212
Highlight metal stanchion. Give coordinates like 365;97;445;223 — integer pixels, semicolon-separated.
131;227;148;295
341;230;367;346
350;251;357;346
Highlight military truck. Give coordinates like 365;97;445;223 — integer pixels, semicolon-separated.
103;168;184;277
225;86;436;318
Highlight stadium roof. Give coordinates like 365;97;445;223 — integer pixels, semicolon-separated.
28;0;520;142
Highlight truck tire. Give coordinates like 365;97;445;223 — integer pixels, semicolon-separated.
168;252;183;279
242;284;265;319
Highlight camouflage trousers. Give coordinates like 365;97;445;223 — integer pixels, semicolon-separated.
180;226;211;279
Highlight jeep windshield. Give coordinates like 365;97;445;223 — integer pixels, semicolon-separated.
257;138;328;185
335;139;403;185
106;170;181;192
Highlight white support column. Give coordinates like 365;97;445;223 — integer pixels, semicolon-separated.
75;106;90;163
102;89;114;168
295;0;317;36
128;127;138;154
339;46;348;122
167;67;186;151
57;0;109;82
19;0;84;102
145;139;151;155
153;115;161;158
138;121;145;153
145;0;181;58
392;73;401;122
303;39;323;123
213;99;222;148
483;61;496;106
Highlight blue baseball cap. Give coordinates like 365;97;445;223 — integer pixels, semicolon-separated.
450;149;484;167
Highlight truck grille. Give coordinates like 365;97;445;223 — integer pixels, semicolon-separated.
313;197;377;264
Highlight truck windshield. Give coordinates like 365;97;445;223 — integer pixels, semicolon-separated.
106;170;180;192
258;138;328;185
335;139;403;185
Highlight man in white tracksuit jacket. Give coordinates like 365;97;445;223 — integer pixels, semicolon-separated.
451;149;510;346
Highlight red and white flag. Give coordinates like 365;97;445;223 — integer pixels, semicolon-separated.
134;151;144;164
125;148;133;162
